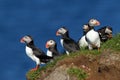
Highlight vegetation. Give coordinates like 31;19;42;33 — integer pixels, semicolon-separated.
67;67;88;80
101;34;120;51
26;34;120;80
26;54;68;80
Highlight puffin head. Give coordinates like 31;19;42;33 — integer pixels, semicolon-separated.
105;26;112;34
83;24;90;33
46;39;56;48
88;19;100;27
105;26;113;38
20;35;33;44
56;27;68;36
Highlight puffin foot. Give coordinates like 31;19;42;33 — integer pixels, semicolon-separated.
31;65;40;71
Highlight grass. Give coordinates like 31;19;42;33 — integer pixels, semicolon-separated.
67;67;88;80
26;34;120;80
26;50;100;80
26;70;40;80
101;34;120;51
26;54;68;80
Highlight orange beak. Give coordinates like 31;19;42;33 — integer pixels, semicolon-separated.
45;43;49;48
56;31;60;36
96;21;100;26
20;38;25;43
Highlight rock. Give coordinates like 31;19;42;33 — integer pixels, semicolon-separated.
44;65;69;80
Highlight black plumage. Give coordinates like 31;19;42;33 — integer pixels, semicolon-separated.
27;42;52;63
56;27;80;55
46;39;61;59
20;35;52;71
63;37;80;53
97;26;113;42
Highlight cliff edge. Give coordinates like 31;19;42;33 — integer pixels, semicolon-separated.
26;34;120;80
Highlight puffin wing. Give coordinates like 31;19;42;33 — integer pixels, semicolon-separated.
63;38;80;52
33;47;53;59
50;48;61;56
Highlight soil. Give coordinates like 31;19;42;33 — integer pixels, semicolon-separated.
37;49;120;80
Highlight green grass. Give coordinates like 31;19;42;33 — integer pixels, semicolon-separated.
101;34;120;51
26;34;120;80
26;50;99;80
26;70;41;80
67;67;88;80
26;50;101;80
26;54;68;80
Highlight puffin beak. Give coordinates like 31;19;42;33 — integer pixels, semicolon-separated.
108;34;112;38
96;21;100;26
20;38;25;43
45;43;49;48
56;31;60;36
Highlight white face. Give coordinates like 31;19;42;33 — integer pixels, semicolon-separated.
46;40;56;48
105;28;112;34
83;24;89;32
56;27;67;36
21;35;32;44
89;19;100;27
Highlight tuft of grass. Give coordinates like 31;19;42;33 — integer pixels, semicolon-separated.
101;34;120;51
67;67;88;80
26;70;41;80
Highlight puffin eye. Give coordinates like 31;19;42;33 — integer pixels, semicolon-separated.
91;19;94;22
50;40;53;43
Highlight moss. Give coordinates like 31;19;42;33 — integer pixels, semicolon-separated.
67;67;88;80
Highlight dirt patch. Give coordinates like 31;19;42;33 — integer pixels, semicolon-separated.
91;50;120;80
37;50;120;80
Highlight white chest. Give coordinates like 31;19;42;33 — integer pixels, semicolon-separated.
79;35;88;48
86;29;99;43
25;46;40;65
47;50;52;57
60;39;64;47
25;46;33;57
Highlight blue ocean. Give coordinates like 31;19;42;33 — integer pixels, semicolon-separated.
0;0;120;80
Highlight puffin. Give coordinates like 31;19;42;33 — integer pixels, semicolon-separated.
56;27;80;55
97;26;113;42
46;39;61;59
78;24;89;49
78;18;100;49
85;19;101;50
20;35;52;71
